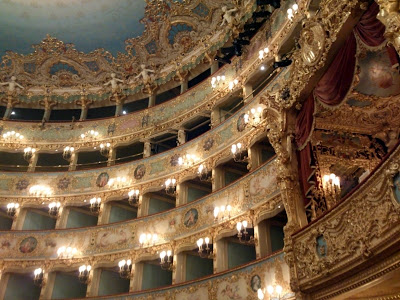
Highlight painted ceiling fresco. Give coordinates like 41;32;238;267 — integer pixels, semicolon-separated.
0;0;147;57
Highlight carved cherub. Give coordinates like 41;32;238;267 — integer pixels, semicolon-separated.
0;76;24;92
220;6;238;27
104;73;124;92
134;64;155;84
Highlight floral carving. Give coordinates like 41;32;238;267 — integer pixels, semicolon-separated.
203;137;214;151
57;177;71;190
15;179;29;191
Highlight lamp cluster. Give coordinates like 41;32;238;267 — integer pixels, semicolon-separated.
63;146;75;161
78;265;92;283
211;75;226;89
118;259;132;278
89;197;101;214
178;154;199;167
165;178;177;195
2;131;24;142
196;237;213;258
244;105;265;128
231;143;247;162
29;185;52;197
213;205;232;222
80;130;99;141
33;268;44;286
128;189;140;206
108;176;128;188
6;202;19;217
236;220;255;244
198;164;211;181
23;147;36;162
139;233;158;247
100;142;111;157
257;285;283;299
57;246;77;258
228;79;239;90
258;47;270;60
48;202;61;216
287;2;299;20
322;173;341;206
159;250;173;270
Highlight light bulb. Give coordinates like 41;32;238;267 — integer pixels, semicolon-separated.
214;207;219;218
276;285;282;294
160;251;166;259
237;222;242;232
267;285;274;294
242;220;248;228
87;265;91;272
167;250;172;257
258;288;264;300
292;3;298;11
127;259;131;266
205;237;210;245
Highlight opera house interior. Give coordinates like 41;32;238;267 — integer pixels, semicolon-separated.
0;0;399;299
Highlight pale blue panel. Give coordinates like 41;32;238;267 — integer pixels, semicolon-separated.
270;225;284;252
4;273;41;300
228;242;256;269
66;209;98;228
142;263;172;290
148;198;175;215
109;205;137;223
225;171;243;186
185;255;213;281
0;214;13;230
22;210;56;230
98;270;130;296
187;187;209;203
51;272;87;299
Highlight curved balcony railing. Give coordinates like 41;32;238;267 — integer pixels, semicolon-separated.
0;158;279;260
289;143;400;299
0;0;301;150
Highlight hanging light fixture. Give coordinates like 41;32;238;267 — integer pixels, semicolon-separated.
89;197;101;214
258;47;270;60
78;265;91;284
244;105;266;128
118;259;132;278
6;202;19;217
128;189;140;206
23;147;36;162
48;202;61;217
236;220;255;244
231;143;247;162
213;205;232;222
33;268;44;286
198;164;211;182
159;250;173;270
196;237;213;259
99;142;111;157
63;146;75;161
165;178;177;195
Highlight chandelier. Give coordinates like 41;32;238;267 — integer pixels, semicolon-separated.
196;237;213;259
244;105;265;128
118;259;132;278
29;185;52;197
100;142;111;157
89;197;101;214
257;285;283;300
57;246;77;258
78;265;91;284
23;147;36;162
2;131;24;142
231;143;247;162
213;205;232;222
198;164;211;182
258;47;270;60
80;130;99;141
165;178;177;195
48;202;61;217
139;233;158;247
159;250;173;271
63;146;75;162
178;154;199;167
33;268;44;286
287;2;299;20
6;202;19;217
211;75;226;89
128;189;140;206
236;220;255;244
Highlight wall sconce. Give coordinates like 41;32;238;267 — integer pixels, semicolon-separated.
89;197;101;214
322;173;341;207
211;75;226;89
108;176;128;189
257;285;283;299
2;131;24;142
287;3;298;20
78;265;91;284
214;205;232;222
33;268;44;286
29;185;52;198
57;246;77;258
231;143;247;162
23;147;36;162
178;154;199;167
236;220;255;244
48;202;61;217
139;233;158;247
63;146;75;161
228;79;239;90
128;189;140;206
80;130;99;141
197;237;213;259
165;178;177;195
6;202;19;217
258;47;270;60
198;164;211;182
159;250;173;271
244;105;265;128
100;142;111;157
118;259;132;279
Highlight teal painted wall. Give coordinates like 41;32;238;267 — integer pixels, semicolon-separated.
225;171;242;186
187;187;209;203
142;263;172;290
109;205;137;223
22;210;56;230
66;209;98;228
185;255;213;281
270;225;284;252
98;270;130;296
228;242;256;269
4;273;41;300
0;214;13;229
148;198;175;215
51;272;87;299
